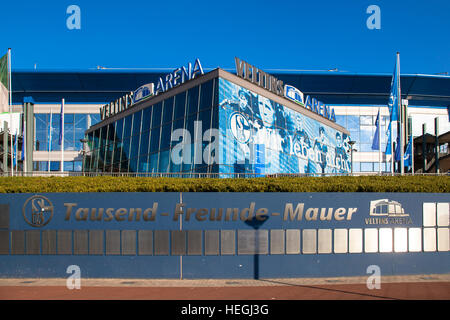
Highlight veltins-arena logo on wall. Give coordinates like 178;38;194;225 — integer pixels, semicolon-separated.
365;199;413;225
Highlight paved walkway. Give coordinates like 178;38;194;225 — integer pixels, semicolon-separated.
1;274;449;300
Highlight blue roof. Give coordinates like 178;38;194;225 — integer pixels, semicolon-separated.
11;69;450;107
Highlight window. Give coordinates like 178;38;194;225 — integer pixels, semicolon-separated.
187;86;199;115
174;92;187;120
151;103;162;128
141;108;152;132
199;80;213;111
162;98;174;124
132;111;142;136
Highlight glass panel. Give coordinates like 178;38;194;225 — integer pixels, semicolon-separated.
139;130;150;156
149;127;160;153
123;114;133;138
129;157;138;173
160;124;172;150
335;115;346;127
198;108;212;133
34;114;47;151
158;151;170;173
115;118;124;142
187;86;199;115
122;137;131;162
347;116;359;130
149;153;159;173
130;134;140;159
89;114;101;126
360;115;373;125
74;161;82;171
141;107;152;132
151;103;162;128
132;110;142;136
162;97;174;124
74;114;87;150
199;80;213;110
174;92;186;120
360;162;373;171
138;155;150;172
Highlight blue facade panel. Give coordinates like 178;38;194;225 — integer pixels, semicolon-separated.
0;192;448;279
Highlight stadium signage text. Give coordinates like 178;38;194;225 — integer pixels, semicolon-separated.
284;85;336;122
62;202;357;222
155;58;204;95
235;57;284;96
235;57;336;122
100;92;134;121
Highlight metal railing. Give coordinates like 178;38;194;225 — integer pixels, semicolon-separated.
0;171;448;178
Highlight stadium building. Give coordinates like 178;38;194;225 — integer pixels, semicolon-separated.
4;58;450;175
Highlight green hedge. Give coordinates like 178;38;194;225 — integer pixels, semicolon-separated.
0;176;448;193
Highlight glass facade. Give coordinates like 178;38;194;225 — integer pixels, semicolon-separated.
335;113;394;173
86;79;217;173
35;113;100;151
85;76;350;176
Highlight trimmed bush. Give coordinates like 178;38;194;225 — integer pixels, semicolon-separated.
0;176;448;193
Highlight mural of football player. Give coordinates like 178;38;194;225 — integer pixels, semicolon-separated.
334;132;348;173
314;126;328;174
253;96;283;173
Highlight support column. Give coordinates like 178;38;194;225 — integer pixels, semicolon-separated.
422;123;427;173
435;117;439;173
23;97;35;173
3;122;8;173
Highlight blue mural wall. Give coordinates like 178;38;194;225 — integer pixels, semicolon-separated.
218;78;351;175
0;192;448;279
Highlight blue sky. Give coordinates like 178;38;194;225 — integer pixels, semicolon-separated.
2;0;449;74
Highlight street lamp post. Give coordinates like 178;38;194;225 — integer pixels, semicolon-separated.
349;141;356;175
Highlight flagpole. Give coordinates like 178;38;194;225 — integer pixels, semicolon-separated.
48;109;52;172
398;52;404;175
378;108;381;174
411;135;414;175
60;98;64;173
390;123;394;175
8;48;13;176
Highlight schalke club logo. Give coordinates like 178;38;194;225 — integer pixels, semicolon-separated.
23;195;54;227
229;112;251;144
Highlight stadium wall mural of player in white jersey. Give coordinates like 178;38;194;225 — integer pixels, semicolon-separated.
218;78;351;175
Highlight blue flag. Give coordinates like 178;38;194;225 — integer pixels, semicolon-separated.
371;110;381;150
385;122;392;155
404;136;413;168
394;135;401;161
13;134;17;168
48;112;53;152
388;54;400;122
58;102;64;145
